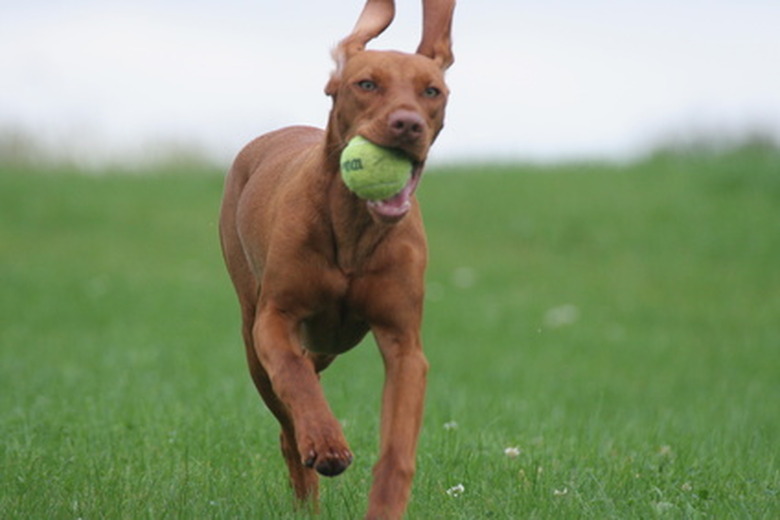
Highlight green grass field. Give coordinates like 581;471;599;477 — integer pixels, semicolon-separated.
2;141;778;518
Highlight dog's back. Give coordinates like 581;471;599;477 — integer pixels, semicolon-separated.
220;126;326;302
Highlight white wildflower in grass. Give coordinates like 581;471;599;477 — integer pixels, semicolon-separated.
446;483;465;497
681;482;693;492
443;420;458;431
452;267;476;289
543;304;580;328
504;446;521;458
553;487;569;496
653;501;675;513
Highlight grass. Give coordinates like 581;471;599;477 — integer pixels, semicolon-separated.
1;141;778;518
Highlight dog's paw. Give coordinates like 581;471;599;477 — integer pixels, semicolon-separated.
299;426;353;476
304;447;353;477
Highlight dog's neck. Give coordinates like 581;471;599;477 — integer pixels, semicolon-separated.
320;139;394;275
330;181;395;275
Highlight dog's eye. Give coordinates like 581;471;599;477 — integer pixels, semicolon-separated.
423;86;442;98
357;80;378;91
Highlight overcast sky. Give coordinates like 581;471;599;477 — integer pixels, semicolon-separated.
2;0;780;164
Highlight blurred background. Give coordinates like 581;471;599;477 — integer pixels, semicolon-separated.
3;3;779;517
2;0;780;166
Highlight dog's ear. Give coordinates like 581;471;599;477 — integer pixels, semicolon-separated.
416;0;455;70
341;0;395;58
325;0;455;96
327;0;395;96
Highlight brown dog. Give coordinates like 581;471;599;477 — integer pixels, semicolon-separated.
218;1;454;517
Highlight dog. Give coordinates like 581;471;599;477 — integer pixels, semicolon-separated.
218;1;454;517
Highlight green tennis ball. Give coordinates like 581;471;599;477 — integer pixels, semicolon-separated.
340;136;412;200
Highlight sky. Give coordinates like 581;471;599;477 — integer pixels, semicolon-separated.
2;0;780;165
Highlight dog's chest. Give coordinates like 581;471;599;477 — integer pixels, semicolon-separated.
300;298;371;355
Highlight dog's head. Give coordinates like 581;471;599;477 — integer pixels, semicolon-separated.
325;0;454;222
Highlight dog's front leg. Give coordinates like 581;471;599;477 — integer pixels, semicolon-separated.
253;303;353;477
366;327;429;520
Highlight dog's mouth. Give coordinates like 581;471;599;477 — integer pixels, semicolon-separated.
366;162;424;223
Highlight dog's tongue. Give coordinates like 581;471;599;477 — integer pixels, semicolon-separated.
367;166;422;220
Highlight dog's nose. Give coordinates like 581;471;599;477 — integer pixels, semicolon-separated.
388;110;425;142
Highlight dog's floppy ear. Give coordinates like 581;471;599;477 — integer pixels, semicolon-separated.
339;0;395;60
416;0;455;70
326;0;395;95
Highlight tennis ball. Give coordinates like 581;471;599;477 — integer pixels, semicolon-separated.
340;136;412;200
